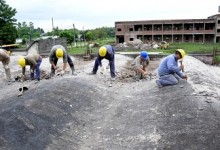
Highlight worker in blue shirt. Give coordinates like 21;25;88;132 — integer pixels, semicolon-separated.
89;45;116;80
156;49;187;87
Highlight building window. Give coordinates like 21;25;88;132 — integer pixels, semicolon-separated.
117;28;122;31
218;20;220;24
130;38;134;41
217;29;220;33
129;28;133;31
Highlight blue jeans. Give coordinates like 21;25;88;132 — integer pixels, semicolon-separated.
158;74;180;86
31;58;42;81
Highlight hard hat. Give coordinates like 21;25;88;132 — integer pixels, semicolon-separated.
176;49;185;58
56;48;64;58
99;47;107;57
140;51;148;60
18;57;25;67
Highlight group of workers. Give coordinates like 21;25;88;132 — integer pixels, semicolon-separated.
0;44;187;87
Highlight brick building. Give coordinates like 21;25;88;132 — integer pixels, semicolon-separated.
115;11;220;44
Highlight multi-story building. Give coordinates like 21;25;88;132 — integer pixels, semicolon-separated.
115;8;220;43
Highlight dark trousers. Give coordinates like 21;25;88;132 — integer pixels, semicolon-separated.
92;58;115;78
51;55;74;74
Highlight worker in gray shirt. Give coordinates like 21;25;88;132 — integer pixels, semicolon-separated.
49;45;75;77
131;51;150;79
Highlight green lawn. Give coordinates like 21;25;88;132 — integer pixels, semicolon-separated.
67;42;220;55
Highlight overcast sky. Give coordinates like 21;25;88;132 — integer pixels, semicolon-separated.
5;0;220;32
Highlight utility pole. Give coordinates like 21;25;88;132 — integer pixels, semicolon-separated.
52;17;55;46
83;26;86;45
73;23;76;47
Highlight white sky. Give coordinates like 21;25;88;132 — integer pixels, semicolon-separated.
5;0;220;32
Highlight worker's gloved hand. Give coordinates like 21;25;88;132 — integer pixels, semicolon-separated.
54;66;59;70
4;65;9;70
106;65;110;69
30;69;34;73
61;70;65;75
100;66;105;74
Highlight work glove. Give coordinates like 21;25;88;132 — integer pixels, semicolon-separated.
30;69;34;73
61;70;65;75
54;66;59;70
4;65;9;70
100;66;105;74
106;65;110;69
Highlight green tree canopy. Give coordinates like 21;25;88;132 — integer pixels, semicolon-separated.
0;0;17;44
17;21;44;42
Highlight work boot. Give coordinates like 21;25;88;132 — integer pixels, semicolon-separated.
35;78;40;84
88;71;96;75
71;67;77;75
156;80;163;88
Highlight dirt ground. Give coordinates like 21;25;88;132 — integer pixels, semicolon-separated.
0;54;220;150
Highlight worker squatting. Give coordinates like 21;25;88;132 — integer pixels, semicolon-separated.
0;45;187;87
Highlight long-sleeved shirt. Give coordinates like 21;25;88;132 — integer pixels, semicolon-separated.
131;55;149;69
22;54;41;75
49;45;68;63
96;45;115;67
158;54;184;78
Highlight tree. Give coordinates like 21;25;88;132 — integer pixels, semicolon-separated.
85;31;94;41
17;21;45;42
0;0;17;44
59;30;73;44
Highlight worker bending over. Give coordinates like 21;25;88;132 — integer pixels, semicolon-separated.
49;45;75;77
89;45;116;80
156;49;187;87
18;54;42;82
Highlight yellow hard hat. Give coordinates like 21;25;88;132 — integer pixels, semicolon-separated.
18;57;25;67
99;47;107;57
56;48;63;58
176;49;185;58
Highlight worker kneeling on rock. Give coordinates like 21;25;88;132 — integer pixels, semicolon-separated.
49;45;75;77
18;54;42;83
156;49;187;88
89;45;116;80
0;49;13;84
131;51;150;80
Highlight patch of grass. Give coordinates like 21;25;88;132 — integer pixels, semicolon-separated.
169;43;220;54
213;56;220;64
67;41;220;55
